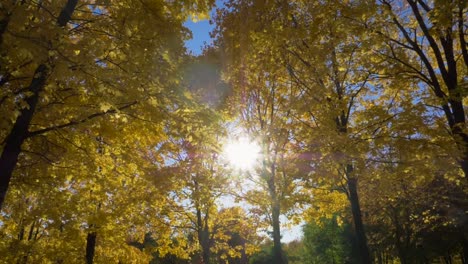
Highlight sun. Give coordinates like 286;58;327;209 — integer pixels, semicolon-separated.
224;137;261;170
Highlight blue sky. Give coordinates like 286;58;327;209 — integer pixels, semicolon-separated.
184;19;214;55
184;0;225;55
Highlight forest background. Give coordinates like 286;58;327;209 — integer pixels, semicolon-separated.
0;0;467;264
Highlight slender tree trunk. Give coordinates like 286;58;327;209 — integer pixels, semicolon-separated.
0;15;10;53
201;234;210;264
393;216;407;264
0;0;78;210
197;221;210;264
272;201;286;264
461;234;468;264
0;1;13;46
377;249;383;264
85;231;97;264
452;126;468;181
264;155;286;264
347;171;372;264
196;199;211;264
15;220;36;264
17;218;25;240
27;220;35;241
443;254;452;264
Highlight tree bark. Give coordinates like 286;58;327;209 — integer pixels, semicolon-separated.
0;0;14;46
195;178;211;264
392;209;407;264
201;233;210;264
0;12;10;48
85;231;97;264
197;207;211;264
0;0;78;210
452;126;468;181
0;64;47;209
265;158;286;264
347;173;372;264
461;233;468;264
271;201;286;264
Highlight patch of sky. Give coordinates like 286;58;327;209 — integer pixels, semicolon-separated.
184;20;214;55
184;0;226;55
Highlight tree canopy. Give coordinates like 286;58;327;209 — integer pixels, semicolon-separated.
0;0;467;263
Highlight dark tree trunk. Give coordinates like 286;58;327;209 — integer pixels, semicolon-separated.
196;199;211;264
0;64;47;209
443;254;452;264
393;216;407;264
0;0;78;210
0;0;14;46
461;234;468;264
376;249;383;264
198;223;210;264
347;173;372;264
263;156;286;264
17;227;24;241
451;126;468;181
271;202;286;264
27;220;35;241
0;13;10;47
85;231;97;264
201;235;210;264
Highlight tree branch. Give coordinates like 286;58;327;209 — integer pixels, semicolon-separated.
26;101;137;137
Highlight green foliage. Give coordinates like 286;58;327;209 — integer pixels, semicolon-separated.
249;242;275;264
283;240;306;264
302;217;357;264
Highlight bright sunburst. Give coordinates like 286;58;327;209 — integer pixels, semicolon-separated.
224;137;261;170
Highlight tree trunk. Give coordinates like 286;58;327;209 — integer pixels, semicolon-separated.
85;231;97;264
347;174;372;264
272;201;286;264
0;64;48;209
265;156;286;264
198;224;210;264
201;235;210;264
376;249;382;264
196;204;211;264
0;15;8;43
0;1;12;46
443;254;452;264
394;221;407;264
17;218;25;240
452;126;468;182
461;234;468;264
389;206;411;264
0;0;78;210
